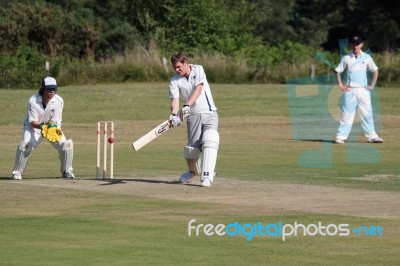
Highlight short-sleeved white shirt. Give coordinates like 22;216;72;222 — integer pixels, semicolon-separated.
335;51;378;88
169;64;217;114
23;92;64;130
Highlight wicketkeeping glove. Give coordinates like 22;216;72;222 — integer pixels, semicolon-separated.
40;123;48;138
169;114;181;127
45;123;63;142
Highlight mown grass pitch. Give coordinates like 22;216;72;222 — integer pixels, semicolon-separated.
0;83;399;265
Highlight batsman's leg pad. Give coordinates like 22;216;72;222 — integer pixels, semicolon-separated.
184;146;201;175
13;141;33;174
201;129;219;182
59;139;74;172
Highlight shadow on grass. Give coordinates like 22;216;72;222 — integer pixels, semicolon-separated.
0;176;64;180
0;176;204;187
295;139;379;144
93;178;203;187
294;139;336;143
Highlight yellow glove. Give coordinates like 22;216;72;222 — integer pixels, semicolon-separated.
41;123;49;138
45;124;63;142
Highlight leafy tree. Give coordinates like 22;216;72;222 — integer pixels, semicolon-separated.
290;0;342;47
347;0;400;52
68;0;147;57
156;0;258;54
1;0;398;65
0;1;100;58
254;0;297;46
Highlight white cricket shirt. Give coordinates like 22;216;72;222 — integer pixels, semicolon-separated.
24;92;64;129
169;64;217;114
335;51;378;88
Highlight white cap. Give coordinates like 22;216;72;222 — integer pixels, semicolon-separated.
42;77;58;89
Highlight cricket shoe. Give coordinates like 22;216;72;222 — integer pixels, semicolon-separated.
368;137;383;143
201;178;211;187
12;171;22;180
62;170;75;179
179;171;195;184
334;138;345;144
200;172;217;187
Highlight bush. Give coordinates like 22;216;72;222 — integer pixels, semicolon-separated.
0;43;399;89
0;45;49;89
375;51;400;86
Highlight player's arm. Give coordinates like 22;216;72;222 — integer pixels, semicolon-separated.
178;83;203;121
335;58;350;92
336;72;350;92
170;97;181;127
31;121;43;129
27;98;42;129
367;70;379;90
171;97;180;114
185;83;203;107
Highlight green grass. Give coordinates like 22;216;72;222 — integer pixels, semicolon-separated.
0;83;400;265
1;183;399;265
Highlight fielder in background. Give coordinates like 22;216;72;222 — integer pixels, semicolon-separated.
11;77;75;180
334;35;383;144
169;52;219;187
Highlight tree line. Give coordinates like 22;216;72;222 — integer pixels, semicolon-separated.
0;0;399;87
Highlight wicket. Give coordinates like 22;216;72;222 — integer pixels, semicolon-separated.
96;121;114;179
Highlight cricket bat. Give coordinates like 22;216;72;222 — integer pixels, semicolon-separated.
132;120;172;151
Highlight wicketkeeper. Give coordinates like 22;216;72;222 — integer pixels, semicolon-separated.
11;77;75;180
168;52;219;187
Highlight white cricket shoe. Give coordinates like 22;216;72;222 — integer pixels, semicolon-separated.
201;178;211;187
179;171;195;184
334;138;345;144
12;171;22;180
368;137;383;143
62;170;75;179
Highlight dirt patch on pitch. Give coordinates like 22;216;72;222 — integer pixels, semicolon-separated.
350;174;400;182
9;176;400;220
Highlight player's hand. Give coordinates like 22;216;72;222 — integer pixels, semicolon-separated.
365;85;375;90
169;114;181;127
45;124;63;142
179;105;190;120
339;84;350;92
40;123;48;138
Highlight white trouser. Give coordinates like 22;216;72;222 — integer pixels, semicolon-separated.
186;112;218;148
336;88;379;140
13;125;70;174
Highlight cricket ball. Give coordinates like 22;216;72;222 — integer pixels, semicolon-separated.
108;137;115;144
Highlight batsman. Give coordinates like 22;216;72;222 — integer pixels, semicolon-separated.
11;77;75;180
169;52;219;187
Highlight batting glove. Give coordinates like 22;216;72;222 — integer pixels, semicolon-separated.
169;114;181;127
180;105;190;120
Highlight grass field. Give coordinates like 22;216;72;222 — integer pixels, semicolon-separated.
1;83;399;265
